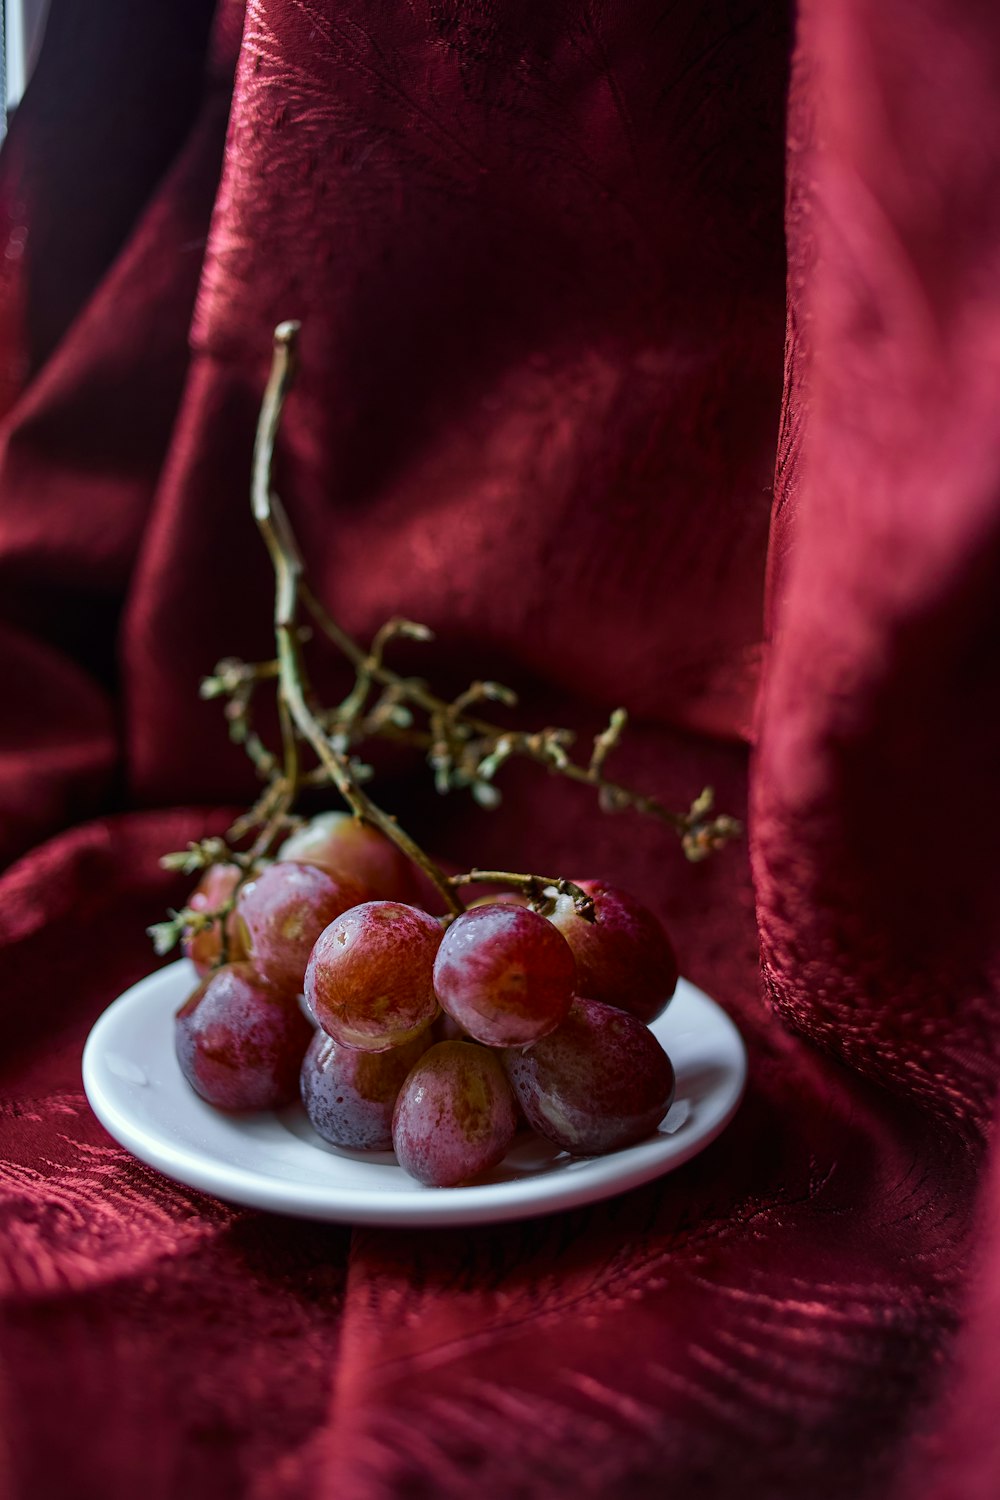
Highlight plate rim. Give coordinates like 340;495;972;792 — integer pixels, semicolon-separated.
82;959;748;1227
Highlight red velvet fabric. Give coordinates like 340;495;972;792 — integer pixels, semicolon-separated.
1;2;999;1496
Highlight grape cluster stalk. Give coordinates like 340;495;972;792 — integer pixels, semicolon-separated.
158;322;741;1188
151;321;740;960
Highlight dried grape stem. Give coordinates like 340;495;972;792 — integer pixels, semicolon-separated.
151;322;739;964
447;869;596;920
299;564;735;849
251;322;463;916
242;329;739;858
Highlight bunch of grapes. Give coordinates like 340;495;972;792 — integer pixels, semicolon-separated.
174;812;679;1187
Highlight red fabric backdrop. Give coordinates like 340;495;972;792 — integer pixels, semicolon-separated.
1;1;999;1496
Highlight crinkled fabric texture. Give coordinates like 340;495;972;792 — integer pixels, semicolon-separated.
0;1;998;1497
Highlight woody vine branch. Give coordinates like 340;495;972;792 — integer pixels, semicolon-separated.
150;322;740;958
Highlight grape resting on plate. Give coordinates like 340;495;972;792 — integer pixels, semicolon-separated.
174;815;679;1188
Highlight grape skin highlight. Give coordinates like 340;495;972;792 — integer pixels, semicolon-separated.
279;811;416;902
236;860;367;994
301;1028;433;1151
392;1041;518;1186
433;904;576;1047
305;900;442;1052
175;962;314;1111
545;880;678;1023
503;996;675;1154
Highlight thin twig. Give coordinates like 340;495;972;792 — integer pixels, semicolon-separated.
447;869;596;920
250;323;463;916
151;321;740;963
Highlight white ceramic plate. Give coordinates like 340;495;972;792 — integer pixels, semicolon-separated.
82;959;747;1227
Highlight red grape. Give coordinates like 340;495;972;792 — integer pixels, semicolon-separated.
182;863;247;976
545;880;677;1023
433;904;576;1047
503;996;675;1154
392;1041;518;1186
175;962;314;1111
236;860;366;994
279;811;415;901
300;1028;433;1150
305;900;442;1052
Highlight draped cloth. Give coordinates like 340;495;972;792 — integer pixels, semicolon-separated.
2;1;999;1495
